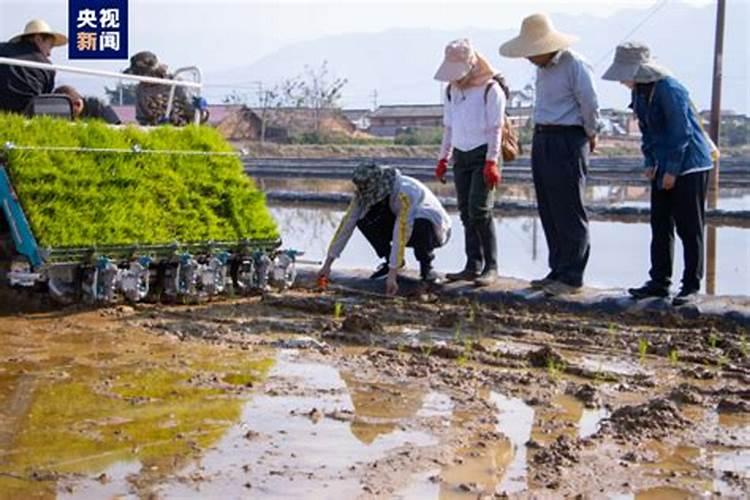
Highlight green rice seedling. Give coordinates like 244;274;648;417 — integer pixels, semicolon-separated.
741;335;748;359
638;338;649;364
668;349;679;366
453;323;462;343
333;302;343;320
546;358;566;381
708;333;718;350
419;342;433;358
1;114;278;247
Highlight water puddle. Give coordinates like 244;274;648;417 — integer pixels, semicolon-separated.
576;355;651;378
154;351;439;498
609;486;700;499
0;314;275;498
399;390;534;499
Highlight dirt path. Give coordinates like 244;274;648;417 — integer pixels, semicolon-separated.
0;289;747;499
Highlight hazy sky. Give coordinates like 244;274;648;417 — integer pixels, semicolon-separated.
0;0;737;109
1;0;716;72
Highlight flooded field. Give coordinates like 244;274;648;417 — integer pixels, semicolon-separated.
256;178;750;212
0;288;747;499
270;206;749;296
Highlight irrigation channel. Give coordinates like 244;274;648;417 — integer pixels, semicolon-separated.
0;157;747;499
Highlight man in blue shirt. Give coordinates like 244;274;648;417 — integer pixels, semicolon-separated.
602;43;714;306
500;13;601;296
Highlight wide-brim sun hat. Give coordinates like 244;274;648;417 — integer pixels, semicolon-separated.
10;19;67;47
602;42;671;83
499;13;578;58
434;39;475;82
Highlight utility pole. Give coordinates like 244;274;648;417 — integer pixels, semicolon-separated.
371;89;378;110
706;0;726;296
708;0;726;209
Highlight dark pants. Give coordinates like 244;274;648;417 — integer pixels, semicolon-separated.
649;170;709;292
531;127;590;287
356;198;439;277
453;144;498;273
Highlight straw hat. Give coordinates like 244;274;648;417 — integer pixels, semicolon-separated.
434;39;476;82
10;19;67;47
602;42;671;83
499;13;577;58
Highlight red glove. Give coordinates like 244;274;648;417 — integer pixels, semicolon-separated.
435;158;449;183
483;160;501;189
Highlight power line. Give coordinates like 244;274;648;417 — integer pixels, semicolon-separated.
592;0;670;70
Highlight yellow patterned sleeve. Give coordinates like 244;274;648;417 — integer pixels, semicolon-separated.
394;192;411;268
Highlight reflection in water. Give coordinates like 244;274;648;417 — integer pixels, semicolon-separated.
492;392;534;494
271;206;749;296
0;317;273;499
157;352;437;498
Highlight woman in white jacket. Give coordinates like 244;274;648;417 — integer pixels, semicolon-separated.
434;38;506;287
317;163;451;296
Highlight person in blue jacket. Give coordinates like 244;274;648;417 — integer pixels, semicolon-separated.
603;43;715;306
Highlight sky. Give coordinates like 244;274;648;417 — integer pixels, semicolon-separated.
0;0;736;110
1;0;717;71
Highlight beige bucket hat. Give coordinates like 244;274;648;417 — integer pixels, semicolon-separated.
434;39;475;82
602;42;671;83
10;19;68;46
499;13;577;58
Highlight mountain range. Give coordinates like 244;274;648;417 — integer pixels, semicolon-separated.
204;2;748;113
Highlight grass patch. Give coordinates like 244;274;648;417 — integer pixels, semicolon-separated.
0;114;278;247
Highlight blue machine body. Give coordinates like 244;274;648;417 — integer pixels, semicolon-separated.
0;164;44;268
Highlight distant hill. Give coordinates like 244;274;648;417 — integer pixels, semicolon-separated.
205;2;748;113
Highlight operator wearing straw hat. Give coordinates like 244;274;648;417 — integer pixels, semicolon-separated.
0;19;67;113
499;13;602;297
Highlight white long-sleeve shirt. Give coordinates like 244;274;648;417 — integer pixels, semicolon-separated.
327;174;451;269
440;82;506;162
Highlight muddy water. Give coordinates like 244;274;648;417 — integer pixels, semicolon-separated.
1;291;748;498
270;206;749;296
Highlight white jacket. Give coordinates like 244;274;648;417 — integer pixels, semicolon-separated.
327;173;451;268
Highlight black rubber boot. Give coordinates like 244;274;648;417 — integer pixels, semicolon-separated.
446;223;483;282
473;218;498;287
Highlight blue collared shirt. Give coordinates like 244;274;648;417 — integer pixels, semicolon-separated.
632;77;713;183
534;50;602;138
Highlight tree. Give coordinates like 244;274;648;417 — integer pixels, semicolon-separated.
104;82;137;105
279;60;348;136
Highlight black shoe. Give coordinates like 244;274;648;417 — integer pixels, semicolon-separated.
421;269;441;284
445;268;480;282
474;268;498;287
628;282;670;300
672;288;698;306
369;262;389;280
530;274;556;289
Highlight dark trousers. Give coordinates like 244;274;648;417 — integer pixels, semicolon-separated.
356;198;438;276
453;144;498;273
649;170;709;292
531;127;590;287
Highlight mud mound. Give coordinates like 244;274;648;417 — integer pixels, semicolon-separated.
531;435;581;488
527;346;565;368
341;312;384;334
667;384;705;405
717;398;750;414
603;398;689;440
567;383;600;408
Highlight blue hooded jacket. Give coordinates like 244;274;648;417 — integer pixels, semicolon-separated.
632;77;713;189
